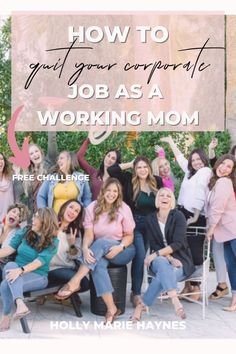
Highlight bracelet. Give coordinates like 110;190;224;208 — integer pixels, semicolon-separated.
120;243;126;251
20;266;25;276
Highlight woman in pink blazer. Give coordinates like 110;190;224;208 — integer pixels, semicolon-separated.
207;154;236;312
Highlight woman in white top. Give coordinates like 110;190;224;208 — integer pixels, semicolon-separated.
49;199;89;291
161;136;212;298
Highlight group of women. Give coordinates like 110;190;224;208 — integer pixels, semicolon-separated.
1;133;236;332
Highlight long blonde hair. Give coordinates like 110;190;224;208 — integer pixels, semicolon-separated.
94;178;123;223
132;156;158;200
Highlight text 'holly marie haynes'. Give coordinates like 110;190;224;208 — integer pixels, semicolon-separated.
49;320;187;331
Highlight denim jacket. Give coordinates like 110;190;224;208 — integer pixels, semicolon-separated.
36;171;91;209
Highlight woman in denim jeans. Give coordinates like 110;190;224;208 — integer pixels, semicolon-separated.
108;156;163;306
49;200;90;291
207;154;236;312
55;177;135;324
131;188;195;321
0;208;58;332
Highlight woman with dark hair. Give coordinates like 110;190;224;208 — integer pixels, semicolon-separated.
208;138;232;299
0;153;14;222
77;138;121;200
131;188;195;321
48;199;89;292
207;154;236;312
161;136;212;299
55;178;135;324
108;156;163;306
0;208;59;332
37;150;91;213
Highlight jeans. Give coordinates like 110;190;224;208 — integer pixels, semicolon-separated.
91;244;135;296
48;267;90;293
212;239;228;284
143;256;186;307
0;262;48;315
131;214;149;295
224;239;236;293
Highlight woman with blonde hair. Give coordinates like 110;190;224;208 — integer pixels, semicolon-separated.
0;208;59;332
14;132;58;219
55;177;135;324
131;188;195;321
37;150;91;214
108;156;163;306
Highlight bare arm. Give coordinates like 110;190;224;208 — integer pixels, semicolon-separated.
5;259;43;283
208;138;218;160
0;246;15;258
118;161;134;171
160;136;182;159
82;228;96;264
105;232;133;260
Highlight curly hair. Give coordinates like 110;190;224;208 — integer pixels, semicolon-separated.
94;177;123;223
25;208;58;252
208;154;236;191
0;153;12;179
7;203;29;223
58;199;83;235
187;149;209;179
132;156;158;201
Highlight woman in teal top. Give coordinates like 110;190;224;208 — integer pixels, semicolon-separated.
0;208;59;332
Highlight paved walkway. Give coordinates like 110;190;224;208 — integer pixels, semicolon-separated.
0;271;235;339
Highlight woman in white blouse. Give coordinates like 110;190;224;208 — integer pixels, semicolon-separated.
161;136;212;299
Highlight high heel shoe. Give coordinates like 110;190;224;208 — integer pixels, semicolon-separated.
104;308;122;324
176;306;186;320
130;302;148;323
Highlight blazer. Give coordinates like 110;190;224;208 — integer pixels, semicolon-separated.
145;209;195;277
207;177;236;243
107;164;163;214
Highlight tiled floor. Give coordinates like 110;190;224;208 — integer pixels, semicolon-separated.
0;271;235;339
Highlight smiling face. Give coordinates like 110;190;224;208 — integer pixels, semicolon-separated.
158;158;171;177
63;201;81;224
32;213;42;233
104;183;119;205
57;152;71;174
0;153;5;174
135;160;150;180
191;153;205;171
216;159;234;178
29;145;43;166
5;208;20;228
157;189;173;210
103;151;117;169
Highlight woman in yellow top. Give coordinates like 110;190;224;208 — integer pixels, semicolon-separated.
37;151;91;213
